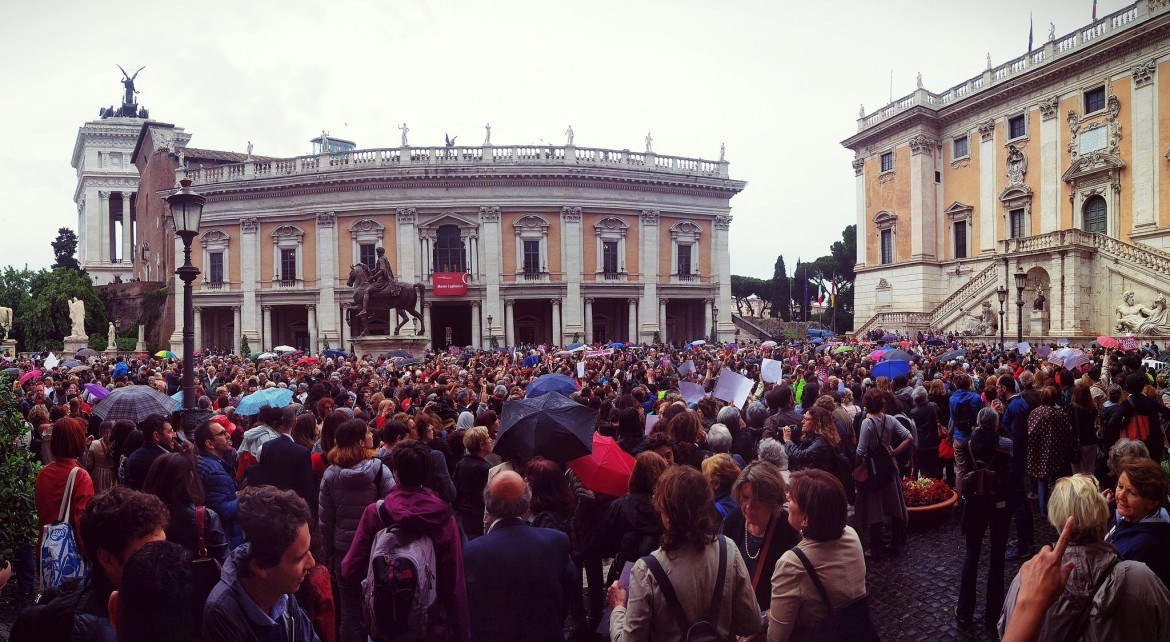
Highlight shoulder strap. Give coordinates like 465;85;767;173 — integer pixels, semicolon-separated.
750;518;777;591
58;467;81;522
374;464;383;492
376;499;391;529
791;546;834;611
641;553;692;633
195;506;208;559
707;536;728;624
1062;557;1120;642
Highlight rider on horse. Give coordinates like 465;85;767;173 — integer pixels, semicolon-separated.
361;246;403;317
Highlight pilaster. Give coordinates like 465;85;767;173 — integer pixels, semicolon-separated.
639;210;660;343
1040;101;1060;232
908;135;937;259
316;212;339;344
1131;59;1158;230
470;301;482;350
853;158;867;265
240;218;260;347
396;208;417;282
978;121;997;253
561;207;584;338
713;214;734;340
479;206;503;340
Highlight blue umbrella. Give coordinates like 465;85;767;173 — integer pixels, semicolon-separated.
880;333;898;342
608;342;625;348
235;387;295;416
324;348;347;359
525;373;578;398
171;390;184;403
565;342;585;352
880;349;914;362
936;348;967;362
872;360;911;379
522;354;541;367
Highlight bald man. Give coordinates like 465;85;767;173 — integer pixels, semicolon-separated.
462;470;577;641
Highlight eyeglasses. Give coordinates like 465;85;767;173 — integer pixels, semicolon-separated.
211;430;228;438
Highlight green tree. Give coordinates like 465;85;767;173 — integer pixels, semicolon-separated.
0;377;39;568
771;255;791;320
730;275;771;317
51;227;82;272
19;268;107;351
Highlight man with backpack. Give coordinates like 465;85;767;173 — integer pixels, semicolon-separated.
1109;371;1170;464
948;373;983;499
342;439;470;642
463;470;576;641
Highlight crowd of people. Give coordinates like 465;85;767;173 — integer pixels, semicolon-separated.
4;330;1170;641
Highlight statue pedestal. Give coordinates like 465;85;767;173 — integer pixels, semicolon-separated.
350;334;430;359
63;337;89;355
135;325;148;353
1030;310;1048;336
1;339;15;358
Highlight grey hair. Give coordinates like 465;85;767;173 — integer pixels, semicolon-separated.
744;402;769;429
1108;439;1150;476
483;480;532;520
756;437;789;471
976;406;999;432
706;423;732;453
1018;370;1034;387
911;386;929;406
716;406;742;434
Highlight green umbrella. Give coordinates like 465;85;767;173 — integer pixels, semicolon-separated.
833;346;855;354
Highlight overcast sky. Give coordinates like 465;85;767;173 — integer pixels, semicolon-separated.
0;0;1116;279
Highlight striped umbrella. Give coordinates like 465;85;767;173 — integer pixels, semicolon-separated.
91;385;180;422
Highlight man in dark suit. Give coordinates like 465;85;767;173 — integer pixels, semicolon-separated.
125;415;175;490
462;471;576;641
243;405;318;519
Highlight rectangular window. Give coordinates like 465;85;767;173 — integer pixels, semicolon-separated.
880;152;894;172
1009;209;1026;239
1085;86;1106;113
954;222;967;259
523;240;541;275
953;136;968;159
280;248;296;281
677;244;693;276
602;241;619;274
1008;114;1026;140
880;230;893;264
209;252;224;283
359;244;376;271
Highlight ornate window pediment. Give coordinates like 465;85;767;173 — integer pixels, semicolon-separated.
944;201;973;223
200;229;230;246
271;225;305;244
513;214;550;231
594;217;629;236
420;211;478;232
872;210;898;231
1064;151;1125;237
348;218;385;238
1061;151;1126;185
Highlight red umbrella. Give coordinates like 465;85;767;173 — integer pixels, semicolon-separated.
1096;335;1120;349
296;356;319;366
567;433;635;497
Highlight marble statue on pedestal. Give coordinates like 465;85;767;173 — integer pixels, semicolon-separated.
0;306;11;341
107;323;116;350
962;301;998;336
67;297;87;339
1138;295;1170;336
1116;291;1154;334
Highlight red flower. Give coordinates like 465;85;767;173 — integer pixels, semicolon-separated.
903;477;953;507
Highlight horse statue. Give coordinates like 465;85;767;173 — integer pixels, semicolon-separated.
346;264;426;336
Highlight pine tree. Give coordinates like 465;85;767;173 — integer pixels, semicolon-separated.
771;255;791;320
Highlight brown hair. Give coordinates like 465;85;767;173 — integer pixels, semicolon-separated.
804;407;841;448
50;417;87;459
653;466;717;552
701;453;741;493
328;419;374;468
731;459;788;508
629;450;669;495
789;469;847;541
666;410;702;444
1119;456;1170;504
291;413;318;449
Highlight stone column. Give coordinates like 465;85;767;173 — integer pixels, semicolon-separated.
193;306;203;353
120;192;132;266
584;298;594;344
628;298;637;344
479;207;504;342
232;306;242;355
471;301;482;350
307;304;318;354
135;324;147;353
561;207;584;339
704;299;713;341
551;299;562;346
315;213;338;348
1132;61;1158;230
396;208;418;282
168;233;185;354
240;219;261;348
504;299;515;347
978;120;997;253
659;298;669;344
639;211;661;343
422;302;431;344
853;159;867;265
1040;100;1060;232
262;305;272;350
713;215;734;342
99;191;110;263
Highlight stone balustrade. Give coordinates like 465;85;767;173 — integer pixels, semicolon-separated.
187;143;729;186
857;2;1147;132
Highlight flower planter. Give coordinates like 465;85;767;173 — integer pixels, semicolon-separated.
905;489;959;522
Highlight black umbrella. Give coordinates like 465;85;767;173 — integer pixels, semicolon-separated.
91;385;180;422
936;348;967;362
880;349;914;362
925;338;945;346
382;349;410;358
494;392;596;464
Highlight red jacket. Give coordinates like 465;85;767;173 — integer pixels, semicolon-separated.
35;459;94;546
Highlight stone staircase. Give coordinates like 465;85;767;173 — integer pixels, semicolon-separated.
853;261;1001;337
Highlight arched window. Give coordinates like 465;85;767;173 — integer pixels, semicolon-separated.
1083;195;1107;234
432;224;466;272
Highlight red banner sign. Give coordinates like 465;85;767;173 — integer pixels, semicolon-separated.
1117;336;1139;351
432;272;469;296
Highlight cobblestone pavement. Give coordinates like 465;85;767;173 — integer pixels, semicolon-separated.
863;504;1058;642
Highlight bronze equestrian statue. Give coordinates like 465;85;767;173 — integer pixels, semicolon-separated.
347;247;425;336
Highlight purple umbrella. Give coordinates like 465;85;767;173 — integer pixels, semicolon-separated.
84;383;109;400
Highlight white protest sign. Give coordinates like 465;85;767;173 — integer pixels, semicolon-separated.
679;381;707;405
44;353;59;369
644;414;659;435
678;360;696;376
1017;342;1031;355
712;367;754;408
577;362;586;378
760;358;784;383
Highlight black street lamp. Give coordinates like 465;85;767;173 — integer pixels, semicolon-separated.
711;304;719;343
1014;270;1027;346
996;285;1008;352
486;314;496;349
165;177;205;411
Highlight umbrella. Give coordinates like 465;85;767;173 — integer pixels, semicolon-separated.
91;385;180;422
522;354;541;367
18;369;42;385
690;340;707;346
554;351;572;357
565;342;585;352
525;373;578;398
925;338;945;346
383;349;410;358
1;367;18;375
69;365;91;373
76;348;99;357
872;359;911;379
880;333;898;342
84;383;109;400
567;433;635;497
235;387;295;416
880;349;914;362
296;356;319;366
171;390;185;404
399;357;421;366
815;343;832;354
608;342;625;348
494;392;596;464
155;350;176;359
62;359;82;368
761;340;777;348
324;348;347;359
936;348;967;362
1096;336;1120;349
273;345;297;353
832;346;855;354
866;350;888;361
252;352;277;361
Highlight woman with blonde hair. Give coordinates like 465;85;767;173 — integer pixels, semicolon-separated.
999;474;1170;639
702;453;742;520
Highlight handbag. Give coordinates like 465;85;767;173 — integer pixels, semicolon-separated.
856;416;897;489
938;422;955;459
40;467;89;589
789;547;879;642
190;506;223;638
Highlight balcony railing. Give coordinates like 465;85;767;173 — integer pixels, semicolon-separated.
275;278;301;289
203;280;228;291
521;271;549;282
600;270;626;282
674;272;699;282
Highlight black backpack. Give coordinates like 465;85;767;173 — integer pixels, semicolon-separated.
790;547;880;642
951;399;977;436
641;536;735;642
962;440;1008;500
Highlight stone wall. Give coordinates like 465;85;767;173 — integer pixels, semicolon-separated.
99;280;169;353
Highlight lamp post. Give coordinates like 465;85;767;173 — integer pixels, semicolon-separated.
711;303;719;343
996;285;1008;352
1014;270;1027;346
165;177;205;411
486;314;496;350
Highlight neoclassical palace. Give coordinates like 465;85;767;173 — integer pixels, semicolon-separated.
103;125;744;354
846;1;1170;340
